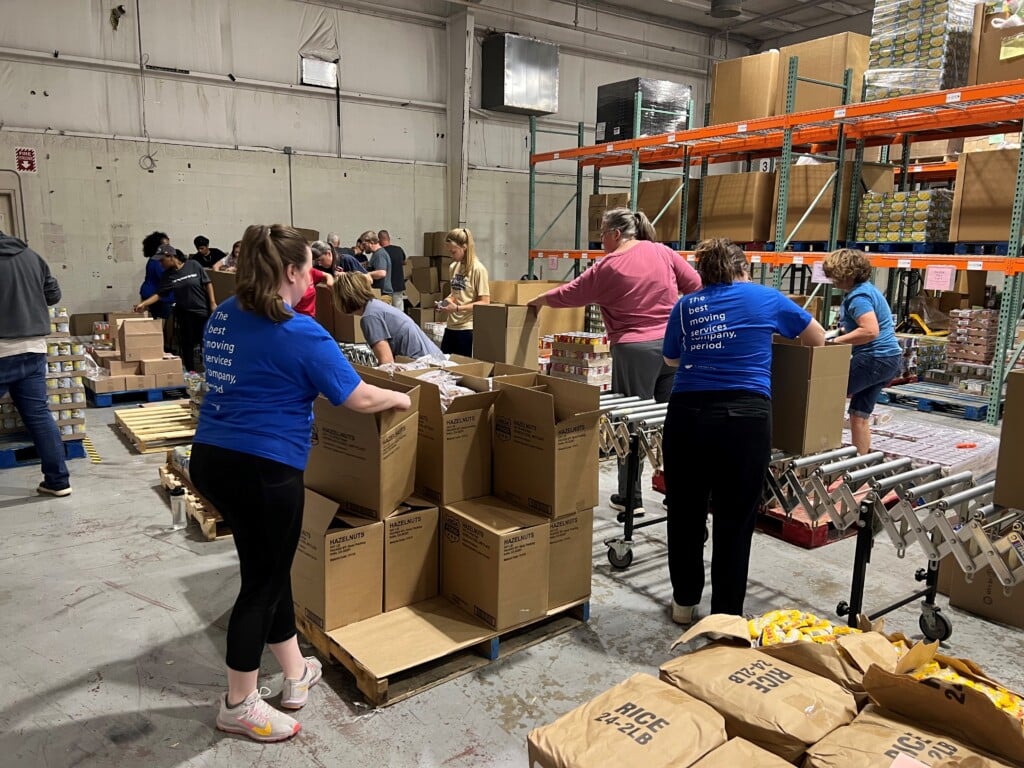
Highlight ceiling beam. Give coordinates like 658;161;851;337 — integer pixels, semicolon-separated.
721;0;871;36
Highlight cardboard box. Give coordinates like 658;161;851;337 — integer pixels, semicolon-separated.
441;497;550;631
587;192;630;242
409;255;434;270
804;705;1011;768
70;312;106;337
691;738;792;767
304;372;420;520
892;138;963;162
776;33;869;115
700;172;775;243
473;305;540;368
394;368;500;505
527;673;728;768
292;489;384;632
407;308;437;328
152;371;186;388
383;499;439;612
432;232;449;258
207;269;236;304
709;50;779;126
140;356;182;375
492;373;601;518
659;644;857;762
950;149;1018;242
949;564;1024;630
963;133;1020;154
936;554;955;597
771;338;851;455
106;359;141;376
122;344;164;363
487;281;586;338
125;374;156;390
547;508;593;609
771;162;894;243
411;267;440;293
86;375;126;393
333;311;366;343
637;178;699;243
968;5;1024;87
118;318;162;345
995;370;1024;509
93;349;118;366
315;284;335;337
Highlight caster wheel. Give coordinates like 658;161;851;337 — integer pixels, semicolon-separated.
919;610;952;642
616;511;626;524
836;601;850;617
607;546;634;570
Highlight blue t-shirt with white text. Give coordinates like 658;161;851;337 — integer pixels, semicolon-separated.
663;282;812;398
194;296;361;470
840;281;902;358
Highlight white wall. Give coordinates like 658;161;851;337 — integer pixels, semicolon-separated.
0;0;744;310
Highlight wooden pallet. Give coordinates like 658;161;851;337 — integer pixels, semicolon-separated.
115;402;195;453
296;597;590;708
879;382;1001;421
158;463;231;540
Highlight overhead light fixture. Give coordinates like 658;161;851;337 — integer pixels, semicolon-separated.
760;18;803;31
709;0;742;19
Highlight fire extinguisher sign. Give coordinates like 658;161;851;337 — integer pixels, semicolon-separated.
15;147;37;173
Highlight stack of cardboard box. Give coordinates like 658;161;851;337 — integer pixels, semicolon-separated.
855;189;953;244
292;366;598;638
404;255;451;317
946;308;999;366
87;318;184;394
547;332;613;391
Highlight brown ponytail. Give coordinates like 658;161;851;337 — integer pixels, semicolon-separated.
235;224;310;322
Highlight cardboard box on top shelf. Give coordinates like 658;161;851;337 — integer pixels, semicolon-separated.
291;489;383;633
473;305;540;368
383;497;439;613
547;508;593;609
963;133;1021;154
140;356;182;375
709;50;779;126
771;162;893;243
950;148;1018;242
441;496;550;631
206;269;236;305
587;192;630;242
968;4;1024;86
891;138;963;162
700;172;775;243
527;673;728;768
771;337;851;455
637;177;699;243
393;367;501;505
995;370;1024;509
775;33;869;115
304;371;420;520
492;373;601;518
659;644;857;763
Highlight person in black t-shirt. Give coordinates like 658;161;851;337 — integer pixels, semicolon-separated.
191;235;227;269
378;230;407;312
134;245;217;371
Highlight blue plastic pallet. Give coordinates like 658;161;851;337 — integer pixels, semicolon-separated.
855;242;953;254
0;437;86;469
86;386;187;408
877;383;998;421
953;242;1010;256
765;241;842;253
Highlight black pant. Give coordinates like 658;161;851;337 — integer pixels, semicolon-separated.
189;443;304;672
440;328;473;357
175;311;208;372
662;390;771;615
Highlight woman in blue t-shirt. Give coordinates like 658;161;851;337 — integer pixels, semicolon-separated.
661;239;825;624
822;248;903;456
188;224;411;743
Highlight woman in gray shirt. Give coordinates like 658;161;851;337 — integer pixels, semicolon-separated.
332;272;442;364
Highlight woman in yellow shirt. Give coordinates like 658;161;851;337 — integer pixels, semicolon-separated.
438;227;490;356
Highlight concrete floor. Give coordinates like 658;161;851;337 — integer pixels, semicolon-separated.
1;405;1021;768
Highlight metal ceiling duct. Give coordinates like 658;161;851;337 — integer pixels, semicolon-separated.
709;0;742;18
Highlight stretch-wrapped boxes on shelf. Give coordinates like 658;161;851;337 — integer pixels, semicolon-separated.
855;189;953;243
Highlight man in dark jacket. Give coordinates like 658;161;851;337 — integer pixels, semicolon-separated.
0;231;72;497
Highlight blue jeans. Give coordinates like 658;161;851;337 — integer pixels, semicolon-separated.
848;352;903;418
0;353;70;488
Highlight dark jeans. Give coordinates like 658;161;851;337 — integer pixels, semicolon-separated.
189;443;304;672
662;390;771;616
0;353;69;489
848;352;903;417
440;328;473;357
175;311;208;373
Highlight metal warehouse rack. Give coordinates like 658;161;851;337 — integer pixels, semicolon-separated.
527;75;1024;426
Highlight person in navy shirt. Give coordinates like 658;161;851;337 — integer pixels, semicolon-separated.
823;248;903;456
661;239;825;623
188;224;411;742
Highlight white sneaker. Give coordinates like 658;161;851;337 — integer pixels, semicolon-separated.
280;656;323;710
671;601;697;625
216;688;300;742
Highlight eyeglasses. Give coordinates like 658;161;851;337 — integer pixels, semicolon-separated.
600;229;619;238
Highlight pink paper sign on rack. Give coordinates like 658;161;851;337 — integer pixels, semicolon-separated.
811;261;832;284
924;265;956;292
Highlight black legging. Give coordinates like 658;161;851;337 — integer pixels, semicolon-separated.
440;328;473;357
662;390;771;616
189;443;304;672
175;310;209;372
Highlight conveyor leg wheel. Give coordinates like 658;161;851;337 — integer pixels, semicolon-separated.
919;605;952;642
605;539;634;570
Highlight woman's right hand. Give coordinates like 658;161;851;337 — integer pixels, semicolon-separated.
392;392;412;411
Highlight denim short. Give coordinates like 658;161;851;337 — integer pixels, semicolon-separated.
848;352;903;418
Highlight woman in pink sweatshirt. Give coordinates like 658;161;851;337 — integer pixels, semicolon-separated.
528;206;701;518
